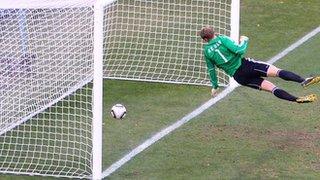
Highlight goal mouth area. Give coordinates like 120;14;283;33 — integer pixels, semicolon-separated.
0;0;237;179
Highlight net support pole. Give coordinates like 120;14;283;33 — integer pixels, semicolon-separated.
92;1;104;179
229;0;240;87
18;9;28;55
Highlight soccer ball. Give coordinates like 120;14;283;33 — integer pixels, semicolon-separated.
110;104;126;119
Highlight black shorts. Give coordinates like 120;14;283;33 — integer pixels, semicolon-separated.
233;58;270;90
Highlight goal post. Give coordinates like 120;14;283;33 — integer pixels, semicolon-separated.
92;0;109;179
230;0;240;87
230;0;240;43
0;0;240;179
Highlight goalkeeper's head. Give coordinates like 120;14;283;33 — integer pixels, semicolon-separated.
198;26;215;42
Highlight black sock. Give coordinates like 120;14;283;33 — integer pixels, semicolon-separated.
278;70;305;83
272;88;297;102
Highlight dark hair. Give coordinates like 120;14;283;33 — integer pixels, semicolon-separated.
198;26;215;40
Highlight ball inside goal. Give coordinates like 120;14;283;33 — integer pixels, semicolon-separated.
110;104;127;119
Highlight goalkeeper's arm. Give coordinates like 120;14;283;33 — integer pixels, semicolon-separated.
205;57;219;96
220;35;249;55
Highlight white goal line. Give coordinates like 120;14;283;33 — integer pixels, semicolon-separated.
102;26;320;178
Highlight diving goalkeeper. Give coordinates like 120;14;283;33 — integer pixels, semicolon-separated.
198;26;320;103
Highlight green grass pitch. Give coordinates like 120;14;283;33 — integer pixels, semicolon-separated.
1;0;320;179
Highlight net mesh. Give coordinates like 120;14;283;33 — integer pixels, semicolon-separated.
0;2;96;178
104;0;231;86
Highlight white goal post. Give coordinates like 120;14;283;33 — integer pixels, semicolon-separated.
0;0;239;179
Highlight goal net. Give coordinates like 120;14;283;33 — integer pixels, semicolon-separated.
0;0;239;179
104;0;233;86
0;0;99;178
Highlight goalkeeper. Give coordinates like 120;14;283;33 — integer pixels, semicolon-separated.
198;26;320;103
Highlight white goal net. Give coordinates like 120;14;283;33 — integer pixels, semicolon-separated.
0;0;98;178
0;0;238;179
104;0;232;85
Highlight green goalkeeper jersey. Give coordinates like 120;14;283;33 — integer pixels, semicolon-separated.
203;35;249;89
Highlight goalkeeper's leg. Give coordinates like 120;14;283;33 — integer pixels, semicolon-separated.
261;80;316;103
266;65;320;87
267;65;304;82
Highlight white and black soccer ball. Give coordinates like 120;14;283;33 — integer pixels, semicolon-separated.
110;104;126;119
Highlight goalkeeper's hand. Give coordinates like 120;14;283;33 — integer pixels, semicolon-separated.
240;35;249;42
211;88;219;97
